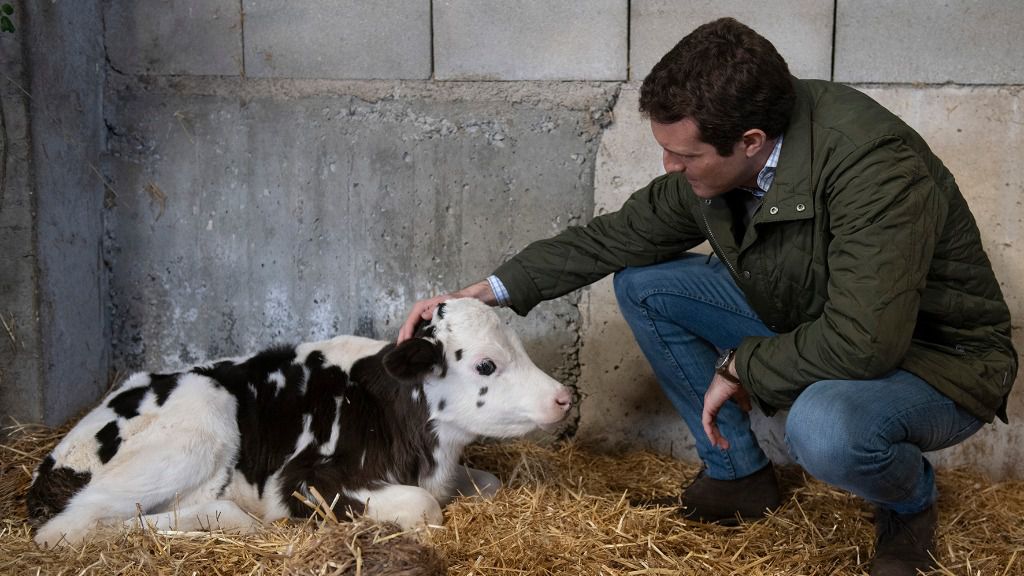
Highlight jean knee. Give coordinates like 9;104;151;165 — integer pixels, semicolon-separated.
785;382;866;480
613;268;645;311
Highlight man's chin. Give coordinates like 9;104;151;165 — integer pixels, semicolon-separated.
691;185;726;199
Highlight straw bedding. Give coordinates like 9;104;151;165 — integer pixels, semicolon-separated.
1;421;1021;575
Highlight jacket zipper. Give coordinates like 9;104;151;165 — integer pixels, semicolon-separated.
701;207;740;280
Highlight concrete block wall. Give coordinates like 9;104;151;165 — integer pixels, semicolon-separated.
244;1;432;79
434;0;628;80
630;0;835;81
7;1;1023;477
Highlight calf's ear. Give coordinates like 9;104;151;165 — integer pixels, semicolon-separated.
383;338;444;382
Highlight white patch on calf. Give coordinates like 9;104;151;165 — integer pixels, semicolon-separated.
268;370;286;392
219;471;289;523
297;335;388;374
34;373;241;548
49;373;153;473
319;398;343;456
126;499;259;534
291;414;315;458
346;484;443;529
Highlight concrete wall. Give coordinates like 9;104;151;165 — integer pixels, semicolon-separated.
0;1;108;427
7;1;1023;477
0;1;41;425
102;78;612;398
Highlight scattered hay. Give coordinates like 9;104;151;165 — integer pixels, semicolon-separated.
444;442;1024;575
1;422;1022;575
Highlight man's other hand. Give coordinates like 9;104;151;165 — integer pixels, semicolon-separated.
701;374;752;450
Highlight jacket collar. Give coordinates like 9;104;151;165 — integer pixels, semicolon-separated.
754;77;815;227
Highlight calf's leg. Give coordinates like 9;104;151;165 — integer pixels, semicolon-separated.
126;499;260;534
348;484;443;529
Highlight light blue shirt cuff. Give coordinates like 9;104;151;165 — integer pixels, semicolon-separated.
486;275;510;307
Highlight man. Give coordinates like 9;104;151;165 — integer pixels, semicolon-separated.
399;17;1016;576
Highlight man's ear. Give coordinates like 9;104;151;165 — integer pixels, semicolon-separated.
741;128;768;158
383;338;444;382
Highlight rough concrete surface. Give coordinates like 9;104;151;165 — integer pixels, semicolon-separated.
434;0;628;81
104;79;618;417
104;0;243;76
582;84;1024;479
836;0;1024;84
244;0;431;80
577;85;694;456
629;0;834;82
0;14;43;424
27;1;110;426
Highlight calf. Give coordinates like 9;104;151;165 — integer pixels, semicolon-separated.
27;298;572;548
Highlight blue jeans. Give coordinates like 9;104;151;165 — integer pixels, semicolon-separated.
613;254;983;515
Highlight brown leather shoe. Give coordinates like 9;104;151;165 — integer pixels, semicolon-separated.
636;464;781;525
870;504;937;575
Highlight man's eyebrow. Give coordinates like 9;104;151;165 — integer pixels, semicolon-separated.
664;146;698;156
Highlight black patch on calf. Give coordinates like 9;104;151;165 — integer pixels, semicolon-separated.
383;339;444;382
195;346;297;384
305;351;325;368
26;456;92;530
150;374;178;405
479;386;488;396
437;399;446;411
279;446;364;518
216;467;234;498
304;351;346;444
476;400;485;408
414;321;436;339
279;348;439;520
95;421;122;464
196;345;304;497
108;385;148;418
435;303;446;319
455;349;463;361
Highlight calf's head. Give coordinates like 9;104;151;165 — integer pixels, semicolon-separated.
384;298;572;438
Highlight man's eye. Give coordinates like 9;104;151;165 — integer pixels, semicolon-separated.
476;360;497;376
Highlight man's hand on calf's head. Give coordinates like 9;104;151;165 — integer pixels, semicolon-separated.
397;280;497;343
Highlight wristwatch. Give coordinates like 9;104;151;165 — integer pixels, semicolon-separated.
715;348;741;385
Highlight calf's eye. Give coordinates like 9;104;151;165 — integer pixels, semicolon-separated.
475;359;496;376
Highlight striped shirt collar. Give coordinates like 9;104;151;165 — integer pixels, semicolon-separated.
739;134;783;198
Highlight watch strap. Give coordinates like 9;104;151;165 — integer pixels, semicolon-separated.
716;348;741;385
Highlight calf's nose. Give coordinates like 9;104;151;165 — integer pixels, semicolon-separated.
554;387;572;411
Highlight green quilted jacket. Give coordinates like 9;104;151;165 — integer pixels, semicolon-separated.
493;79;1017;423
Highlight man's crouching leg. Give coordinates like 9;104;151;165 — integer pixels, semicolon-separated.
785;372;983;576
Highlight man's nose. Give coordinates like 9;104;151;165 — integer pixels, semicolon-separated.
663;151;684;173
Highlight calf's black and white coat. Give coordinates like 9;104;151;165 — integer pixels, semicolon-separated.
28;298;572;548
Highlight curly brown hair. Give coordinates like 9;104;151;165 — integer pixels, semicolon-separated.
639;17;795;157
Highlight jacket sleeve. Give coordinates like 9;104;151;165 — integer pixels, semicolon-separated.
736;138;948;411
493;173;705;315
